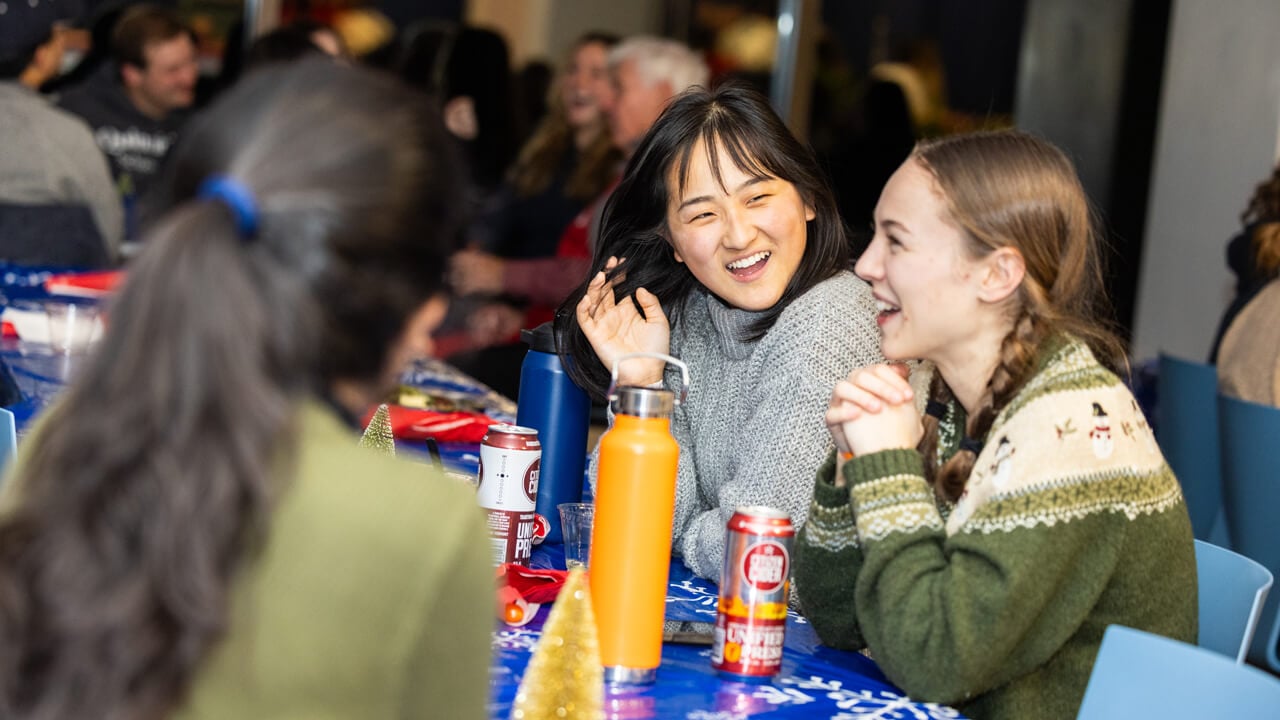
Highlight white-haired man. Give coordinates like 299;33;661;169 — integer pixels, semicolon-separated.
605;36;710;155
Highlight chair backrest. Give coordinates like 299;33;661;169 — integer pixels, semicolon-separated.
0;407;14;477
0;203;109;269
1076;625;1280;719
1194;539;1272;662
1156;354;1222;539
1218;392;1280;672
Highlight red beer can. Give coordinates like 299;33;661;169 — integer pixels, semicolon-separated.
711;506;794;680
476;424;541;566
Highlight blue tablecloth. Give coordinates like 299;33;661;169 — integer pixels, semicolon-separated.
491;545;966;720
0;265;964;719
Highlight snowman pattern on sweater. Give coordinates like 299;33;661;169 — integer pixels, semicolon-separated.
940;345;1173;538
1089;402;1114;459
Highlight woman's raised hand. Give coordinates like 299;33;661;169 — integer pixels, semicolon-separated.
577;257;670;386
825;364;922;457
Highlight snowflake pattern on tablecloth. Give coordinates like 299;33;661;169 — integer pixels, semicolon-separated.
665;579;810;625
667;579;721;617
760;676;963;719
492;627;541;652
752;685;817;705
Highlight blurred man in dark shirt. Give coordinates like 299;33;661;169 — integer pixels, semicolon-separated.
59;4;198;211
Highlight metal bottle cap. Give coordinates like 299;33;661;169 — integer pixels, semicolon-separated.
613;385;674;418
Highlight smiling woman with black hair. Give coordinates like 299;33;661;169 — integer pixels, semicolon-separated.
556;82;882;580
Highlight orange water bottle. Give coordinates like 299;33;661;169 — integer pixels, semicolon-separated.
590;352;690;684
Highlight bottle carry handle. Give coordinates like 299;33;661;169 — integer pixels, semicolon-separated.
607;352;690;407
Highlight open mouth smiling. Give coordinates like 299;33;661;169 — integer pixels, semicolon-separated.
726;251;770;277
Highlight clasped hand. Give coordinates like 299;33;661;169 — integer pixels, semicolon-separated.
577;257;670;386
826;363;923;459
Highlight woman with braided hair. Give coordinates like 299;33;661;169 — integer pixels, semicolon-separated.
794;131;1196;720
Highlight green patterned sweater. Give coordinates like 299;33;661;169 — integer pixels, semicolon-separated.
794;337;1197;720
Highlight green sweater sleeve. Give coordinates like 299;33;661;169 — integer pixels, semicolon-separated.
793;450;867;650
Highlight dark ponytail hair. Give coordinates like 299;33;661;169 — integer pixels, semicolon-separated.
0;59;460;719
555;82;849;399
909;131;1123;502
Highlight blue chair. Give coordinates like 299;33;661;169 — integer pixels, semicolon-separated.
1194;539;1272;662
0;407;13;472
1076;625;1280;718
1218;393;1280;672
1156;354;1224;541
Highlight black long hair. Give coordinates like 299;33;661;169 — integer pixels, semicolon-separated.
399;24;519;191
555;82;849;398
0;59;460;719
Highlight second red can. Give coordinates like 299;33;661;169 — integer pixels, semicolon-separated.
711;506;794;679
475;424;541;566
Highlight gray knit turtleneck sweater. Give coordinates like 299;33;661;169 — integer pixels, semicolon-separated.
649;271;883;579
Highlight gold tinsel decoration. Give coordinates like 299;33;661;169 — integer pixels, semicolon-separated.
359;403;396;455
511;568;604;720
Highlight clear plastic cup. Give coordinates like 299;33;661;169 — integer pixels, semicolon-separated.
45;302;98;354
558;502;594;570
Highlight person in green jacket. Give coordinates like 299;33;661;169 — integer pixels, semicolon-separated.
0;60;491;719
795;130;1196;720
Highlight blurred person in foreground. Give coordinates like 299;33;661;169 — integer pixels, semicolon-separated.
0;59;491;719
59;3;199;205
795;131;1195;719
0;0;122;265
1216;162;1280;405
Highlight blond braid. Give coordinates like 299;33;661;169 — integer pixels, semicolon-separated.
922;299;1047;503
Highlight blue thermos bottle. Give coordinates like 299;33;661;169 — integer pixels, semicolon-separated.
516;322;591;544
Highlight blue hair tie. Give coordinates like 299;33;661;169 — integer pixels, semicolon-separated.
198;175;259;239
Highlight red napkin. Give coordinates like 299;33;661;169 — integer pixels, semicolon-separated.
498;563;569;604
496;563;569;626
363;404;496;443
45;270;123;298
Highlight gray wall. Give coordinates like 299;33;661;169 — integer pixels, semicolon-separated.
1015;0;1132;208
1131;0;1280;362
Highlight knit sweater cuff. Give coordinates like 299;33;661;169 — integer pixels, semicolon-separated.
811;449;849;508
803;450;859;550
844;449;942;542
841;448;925;488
